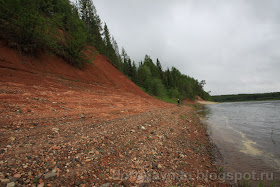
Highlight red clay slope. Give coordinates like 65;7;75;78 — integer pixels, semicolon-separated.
0;43;171;126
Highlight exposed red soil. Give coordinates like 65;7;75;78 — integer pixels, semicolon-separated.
0;44;170;126
0;44;228;186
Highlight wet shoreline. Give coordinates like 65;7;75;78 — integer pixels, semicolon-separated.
199;101;280;186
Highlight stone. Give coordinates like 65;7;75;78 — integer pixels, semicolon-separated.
74;180;81;186
152;162;158;169
52;146;59;150
139;183;149;187
13;174;21;178
6;182;15;187
37;183;44;187
0;179;10;183
44;171;56;179
7;159;15;166
120;180;130;187
99;183;110;187
52;128;59;132
0;172;4;179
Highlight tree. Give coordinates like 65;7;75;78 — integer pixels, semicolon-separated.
78;0;94;28
156;58;163;79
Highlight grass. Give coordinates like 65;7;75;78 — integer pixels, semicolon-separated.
153;96;177;104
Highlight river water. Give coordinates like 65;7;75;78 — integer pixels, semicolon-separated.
202;100;280;186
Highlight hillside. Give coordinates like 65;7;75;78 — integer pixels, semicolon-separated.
0;44;170;126
0;44;226;186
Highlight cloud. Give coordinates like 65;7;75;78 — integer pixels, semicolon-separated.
93;0;280;95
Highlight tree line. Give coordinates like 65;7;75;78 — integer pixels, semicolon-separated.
0;0;211;101
212;92;280;102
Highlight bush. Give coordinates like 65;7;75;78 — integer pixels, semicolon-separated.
150;79;166;97
167;88;180;99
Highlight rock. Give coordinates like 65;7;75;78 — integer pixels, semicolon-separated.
52;128;59;132
80;115;86;118
99;183;110;187
13;174;21;178
37;183;44;187
158;164;162;169
130;130;135;133
9;137;16;141
0;179;10;183
0;172;4;179
6;145;12;148
52;146;59;150
179;153;185;158
152;162;158;169
74;180;81;186
120;180;130;187
139;183;149;187
7;159;15;166
6;182;15;187
141;126;146;130
10;177;18;182
44;171;56;179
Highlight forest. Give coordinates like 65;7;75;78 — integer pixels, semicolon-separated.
0;0;211;102
212;92;280;102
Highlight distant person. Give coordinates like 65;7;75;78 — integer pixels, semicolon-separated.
177;98;180;106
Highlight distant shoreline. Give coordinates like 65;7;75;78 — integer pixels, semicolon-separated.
196;100;219;105
212;92;280;102
215;99;280;103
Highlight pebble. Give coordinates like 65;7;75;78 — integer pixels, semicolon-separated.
74;180;81;186
52;128;59;132
52;146;59;150
13;174;21;178
6;182;15;187
0;179;10;183
44;171;56;179
139;183;149;187
37;183;44;187
99;183;110;187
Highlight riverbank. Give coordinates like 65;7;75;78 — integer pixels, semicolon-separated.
0;104;229;186
0;44;228;186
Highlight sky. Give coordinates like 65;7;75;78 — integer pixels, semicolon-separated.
91;0;280;95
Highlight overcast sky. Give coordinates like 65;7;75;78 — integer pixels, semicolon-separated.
92;0;280;95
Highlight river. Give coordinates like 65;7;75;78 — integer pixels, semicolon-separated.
202;100;280;186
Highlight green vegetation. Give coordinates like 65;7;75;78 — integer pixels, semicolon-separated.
0;0;211;101
123;55;211;101
212;92;280;102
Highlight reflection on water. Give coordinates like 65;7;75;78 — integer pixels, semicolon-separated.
201;100;280;186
